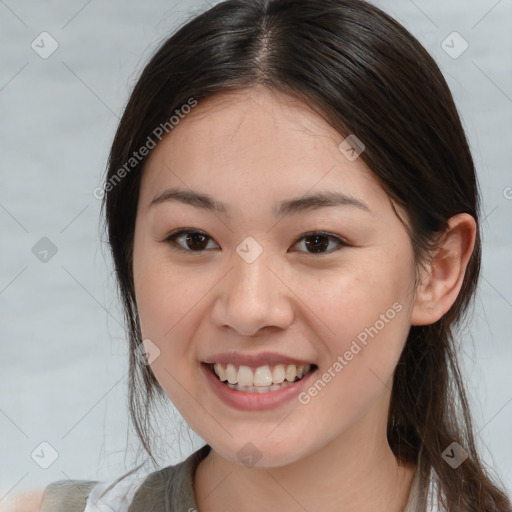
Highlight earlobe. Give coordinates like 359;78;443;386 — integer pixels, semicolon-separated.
410;213;477;326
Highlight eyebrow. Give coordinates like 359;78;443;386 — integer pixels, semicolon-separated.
149;187;372;217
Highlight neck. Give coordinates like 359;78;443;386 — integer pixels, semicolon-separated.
194;407;416;512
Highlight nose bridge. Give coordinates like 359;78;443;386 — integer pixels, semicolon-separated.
212;240;293;335
229;241;275;304
230;235;274;297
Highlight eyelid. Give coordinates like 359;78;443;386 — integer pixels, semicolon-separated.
290;230;349;255
292;230;348;245
164;228;217;254
163;228;349;255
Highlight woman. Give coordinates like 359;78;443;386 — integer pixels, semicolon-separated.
34;0;511;510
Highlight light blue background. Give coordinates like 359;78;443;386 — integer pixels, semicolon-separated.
1;0;511;499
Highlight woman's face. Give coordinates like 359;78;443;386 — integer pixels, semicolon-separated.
132;87;419;467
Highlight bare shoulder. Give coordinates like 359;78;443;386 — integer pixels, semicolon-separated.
0;489;45;512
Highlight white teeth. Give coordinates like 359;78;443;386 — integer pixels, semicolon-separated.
212;363;312;387
213;363;226;381
272;364;286;384
237;365;254;387
253;365;272;386
226;363;238;384
226;381;295;392
285;365;297;382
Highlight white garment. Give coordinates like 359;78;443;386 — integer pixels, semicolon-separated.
83;474;148;512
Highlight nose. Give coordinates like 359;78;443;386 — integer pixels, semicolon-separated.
210;250;295;337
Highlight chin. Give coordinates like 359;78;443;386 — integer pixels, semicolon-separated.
206;435;314;469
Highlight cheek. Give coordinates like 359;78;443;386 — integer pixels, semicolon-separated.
135;259;203;353
134;267;197;411
316;255;412;347
133;246;214;404
133;227;203;338
307;248;414;391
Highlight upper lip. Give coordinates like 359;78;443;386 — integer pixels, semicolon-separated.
202;351;315;368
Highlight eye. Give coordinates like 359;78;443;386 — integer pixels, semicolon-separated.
290;231;348;255
163;229;348;255
164;229;219;253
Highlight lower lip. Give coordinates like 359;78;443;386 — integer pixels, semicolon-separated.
201;363;316;411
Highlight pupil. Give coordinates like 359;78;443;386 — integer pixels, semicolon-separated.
305;235;328;253
187;233;207;250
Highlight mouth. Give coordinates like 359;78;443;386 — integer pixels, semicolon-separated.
203;362;318;393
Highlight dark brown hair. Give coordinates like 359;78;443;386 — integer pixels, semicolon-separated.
100;0;511;510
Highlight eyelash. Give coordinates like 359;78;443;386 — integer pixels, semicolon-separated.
163;229;349;256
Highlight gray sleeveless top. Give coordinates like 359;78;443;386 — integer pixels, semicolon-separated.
40;444;435;511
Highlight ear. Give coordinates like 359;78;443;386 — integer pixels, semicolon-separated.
410;213;477;326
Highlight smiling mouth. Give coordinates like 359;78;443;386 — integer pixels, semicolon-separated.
205;362;318;393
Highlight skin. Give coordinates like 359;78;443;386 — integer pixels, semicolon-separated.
132;86;476;512
1;491;44;512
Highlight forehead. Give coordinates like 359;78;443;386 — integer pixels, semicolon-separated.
138;87;389;215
